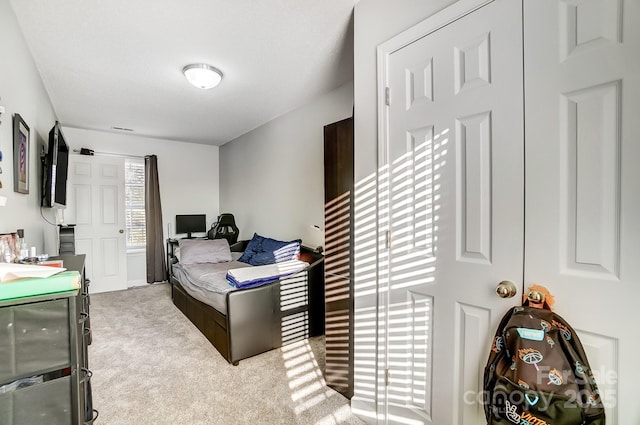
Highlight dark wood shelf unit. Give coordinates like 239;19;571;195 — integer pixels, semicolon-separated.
323;116;354;399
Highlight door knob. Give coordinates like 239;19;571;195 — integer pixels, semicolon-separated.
527;290;545;304
496;281;517;298
119;229;124;234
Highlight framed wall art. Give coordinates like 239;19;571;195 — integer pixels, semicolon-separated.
13;113;30;194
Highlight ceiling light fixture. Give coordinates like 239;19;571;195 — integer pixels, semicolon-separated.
182;63;223;89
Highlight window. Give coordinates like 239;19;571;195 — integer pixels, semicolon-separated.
125;159;146;249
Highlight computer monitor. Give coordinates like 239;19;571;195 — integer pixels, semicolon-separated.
175;214;206;238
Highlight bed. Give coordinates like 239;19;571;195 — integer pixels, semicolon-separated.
168;235;324;365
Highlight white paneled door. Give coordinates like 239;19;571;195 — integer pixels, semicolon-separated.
67;155;127;293
524;1;640;423
367;0;640;424
377;0;524;423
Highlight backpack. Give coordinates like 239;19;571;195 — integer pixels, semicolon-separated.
483;303;606;425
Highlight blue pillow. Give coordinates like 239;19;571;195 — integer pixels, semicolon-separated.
237;233;264;264
238;233;301;266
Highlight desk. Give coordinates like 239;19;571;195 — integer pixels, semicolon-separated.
166;238;178;279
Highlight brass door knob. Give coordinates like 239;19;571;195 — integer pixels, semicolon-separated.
496;280;517;298
527;290;545;304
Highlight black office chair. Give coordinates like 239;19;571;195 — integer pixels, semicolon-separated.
208;213;239;245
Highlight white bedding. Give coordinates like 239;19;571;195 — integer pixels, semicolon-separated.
226;260;308;289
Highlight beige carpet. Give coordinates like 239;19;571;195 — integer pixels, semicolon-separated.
88;283;365;425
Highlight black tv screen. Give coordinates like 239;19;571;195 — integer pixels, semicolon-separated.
175;214;206;238
41;122;70;208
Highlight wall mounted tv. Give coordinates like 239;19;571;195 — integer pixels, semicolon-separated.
41;122;70;208
175;214;206;239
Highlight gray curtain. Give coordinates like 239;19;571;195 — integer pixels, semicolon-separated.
145;155;166;283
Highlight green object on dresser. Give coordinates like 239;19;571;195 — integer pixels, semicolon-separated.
0;270;80;301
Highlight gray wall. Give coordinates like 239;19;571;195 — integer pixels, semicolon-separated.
61;127;220;240
61;127;220;286
219;81;353;248
0;0;58;252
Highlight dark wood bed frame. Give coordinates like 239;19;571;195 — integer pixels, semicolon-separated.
169;240;324;365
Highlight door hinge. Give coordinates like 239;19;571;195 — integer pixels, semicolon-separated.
385;87;390;106
385;368;391;386
385;230;391;249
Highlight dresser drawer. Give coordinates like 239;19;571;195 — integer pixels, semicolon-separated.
0;375;72;425
0;299;71;383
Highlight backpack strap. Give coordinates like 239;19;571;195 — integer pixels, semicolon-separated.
483;306;518;420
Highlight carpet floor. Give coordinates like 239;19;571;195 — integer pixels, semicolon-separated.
88;283;366;425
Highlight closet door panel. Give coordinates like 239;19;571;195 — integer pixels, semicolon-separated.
524;1;640;423
374;0;524;423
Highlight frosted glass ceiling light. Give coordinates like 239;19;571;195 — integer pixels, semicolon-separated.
182;63;223;89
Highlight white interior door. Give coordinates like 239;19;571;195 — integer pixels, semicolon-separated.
67;155;127;294
524;0;640;423
377;0;524;423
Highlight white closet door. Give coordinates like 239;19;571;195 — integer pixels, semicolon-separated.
376;0;524;423
524;0;640;423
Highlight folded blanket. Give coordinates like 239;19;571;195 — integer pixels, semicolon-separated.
226;260;308;289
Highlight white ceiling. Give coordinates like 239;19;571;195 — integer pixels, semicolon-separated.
10;0;355;146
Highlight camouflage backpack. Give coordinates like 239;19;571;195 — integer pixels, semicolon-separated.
483;304;606;425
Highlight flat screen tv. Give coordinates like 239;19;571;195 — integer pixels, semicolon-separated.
175;214;206;238
41;122;70;208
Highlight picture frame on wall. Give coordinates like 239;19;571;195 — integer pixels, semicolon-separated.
13;113;30;194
